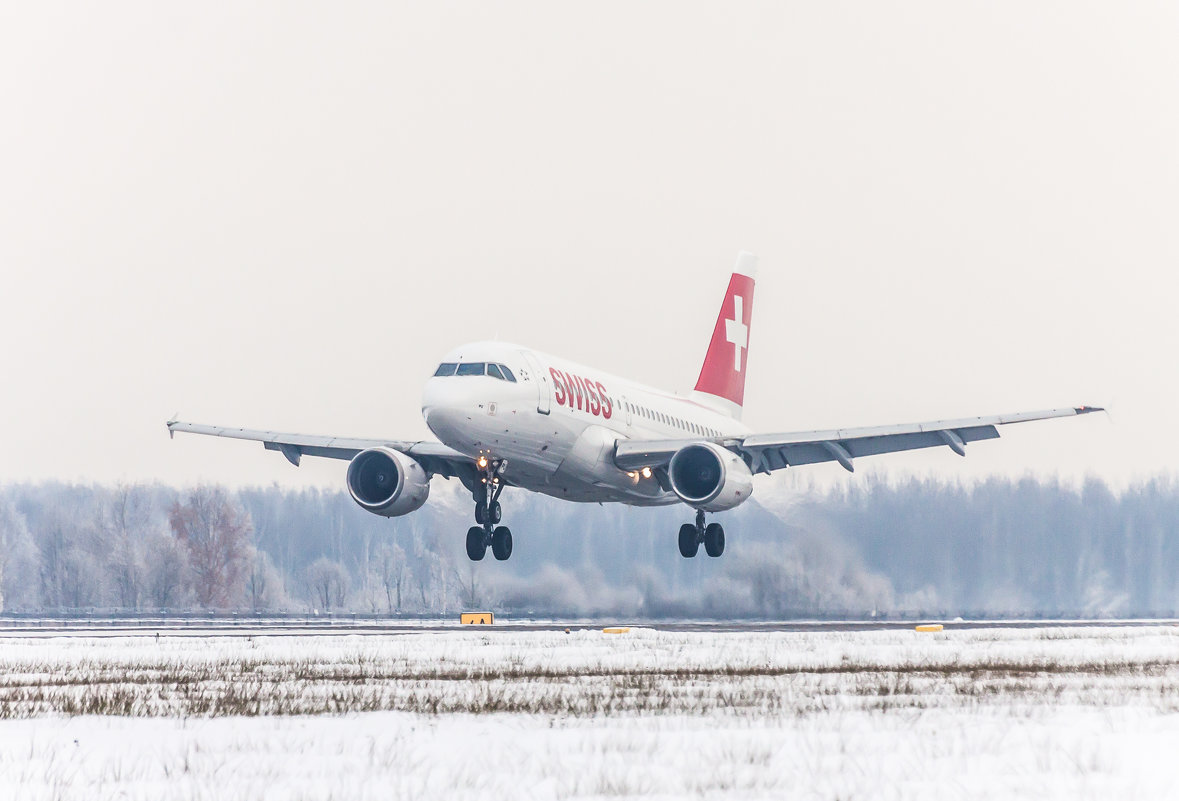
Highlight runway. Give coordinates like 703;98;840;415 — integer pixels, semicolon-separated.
1;616;1175;638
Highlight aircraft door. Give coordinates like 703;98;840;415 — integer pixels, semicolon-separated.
621;395;632;426
519;350;551;415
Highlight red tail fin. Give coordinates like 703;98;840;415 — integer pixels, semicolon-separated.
693;253;756;417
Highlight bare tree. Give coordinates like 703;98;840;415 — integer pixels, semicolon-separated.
34;509;101;609
168;487;254;609
452;561;493;609
0;498;38;612
305;557;350;612
100;484;152;609
142;529;191;609
246;550;287;612
372;541;408;614
414;548;451;613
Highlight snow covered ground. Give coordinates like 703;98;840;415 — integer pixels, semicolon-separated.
2;626;1178;799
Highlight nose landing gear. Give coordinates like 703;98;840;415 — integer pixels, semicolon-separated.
678;509;725;558
467;457;513;561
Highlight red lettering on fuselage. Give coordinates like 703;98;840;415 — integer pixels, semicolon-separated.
549;368;613;420
596;381;613;419
570;373;584;411
549;367;567;406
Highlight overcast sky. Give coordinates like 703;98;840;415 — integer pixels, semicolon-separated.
1;3;1175;491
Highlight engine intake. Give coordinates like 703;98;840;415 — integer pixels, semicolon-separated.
668;442;753;512
346;447;431;517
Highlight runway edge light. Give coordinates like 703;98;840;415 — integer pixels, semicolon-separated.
461;612;494;625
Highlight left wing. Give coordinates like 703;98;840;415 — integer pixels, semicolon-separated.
613;406;1103;474
166;421;473;479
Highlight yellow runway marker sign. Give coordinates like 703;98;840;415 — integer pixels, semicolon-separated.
602;627;631;634
915;624;944;632
461;612;494;625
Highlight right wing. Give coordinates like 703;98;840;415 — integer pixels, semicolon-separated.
165;420;474;479
614;406;1103;474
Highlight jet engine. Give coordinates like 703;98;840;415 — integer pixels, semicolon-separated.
667;442;753;512
346;447;431;517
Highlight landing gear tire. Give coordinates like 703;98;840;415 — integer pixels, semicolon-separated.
704;523;725;557
474;501;501;525
491;526;513;560
678;523;700;558
466;526;487;561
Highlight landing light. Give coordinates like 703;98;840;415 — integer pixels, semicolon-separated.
641;467;652;479
477;456;488;469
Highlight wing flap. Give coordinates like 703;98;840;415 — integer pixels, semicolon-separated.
767;425;998;469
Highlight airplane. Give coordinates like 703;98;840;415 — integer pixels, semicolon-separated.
167;252;1102;562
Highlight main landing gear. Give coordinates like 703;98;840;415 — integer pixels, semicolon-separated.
466;458;513;561
678;509;725;558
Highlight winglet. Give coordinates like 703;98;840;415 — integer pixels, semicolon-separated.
1074;406;1104;415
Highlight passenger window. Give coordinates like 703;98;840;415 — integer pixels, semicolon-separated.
456;362;486;376
434;363;458;377
486;363;505;380
499;365;517;382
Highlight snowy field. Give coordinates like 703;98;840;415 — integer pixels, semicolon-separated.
2;626;1178;799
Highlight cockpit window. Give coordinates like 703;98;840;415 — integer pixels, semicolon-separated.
436;361;518;380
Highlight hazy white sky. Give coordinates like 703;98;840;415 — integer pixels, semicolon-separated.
1;2;1175;490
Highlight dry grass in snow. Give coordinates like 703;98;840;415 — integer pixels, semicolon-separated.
1;626;1178;799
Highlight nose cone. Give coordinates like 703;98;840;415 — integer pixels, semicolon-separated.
421;377;468;440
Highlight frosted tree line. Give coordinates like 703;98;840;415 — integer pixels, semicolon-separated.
0;474;1177;617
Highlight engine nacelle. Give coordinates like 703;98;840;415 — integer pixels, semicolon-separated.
346;447;431;518
668;442;753;512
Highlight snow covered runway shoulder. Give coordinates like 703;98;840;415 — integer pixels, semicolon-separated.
2;626;1178;799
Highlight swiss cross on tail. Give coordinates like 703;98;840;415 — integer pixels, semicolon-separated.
694;253;757;417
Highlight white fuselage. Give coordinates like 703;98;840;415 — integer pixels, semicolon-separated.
421;341;750;505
